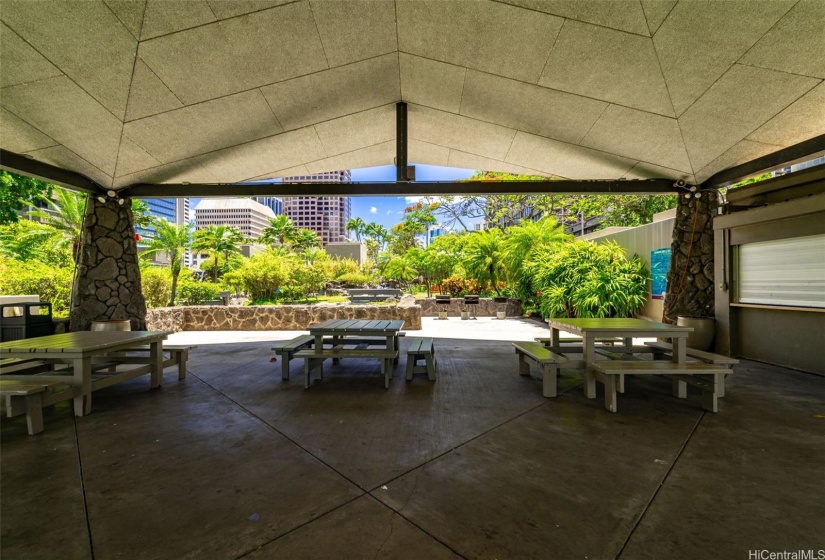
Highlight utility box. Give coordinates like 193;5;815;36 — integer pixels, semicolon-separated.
0;302;54;342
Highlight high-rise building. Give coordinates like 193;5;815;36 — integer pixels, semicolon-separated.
281;171;351;245
136;198;177;243
193;198;275;239
253;197;283;215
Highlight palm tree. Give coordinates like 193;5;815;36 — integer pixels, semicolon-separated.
346;217;366;242
290;228;321;252
384;255;418;293
464;228;506;295
131;199;156;230
260;215;297;246
192;224;245;282
501;216;570;283
143;220;192;306
364;222;389;250
30;187;87;263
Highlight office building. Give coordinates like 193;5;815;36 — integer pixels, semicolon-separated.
193;198;275;239
281;171;351;245
253;197;283;215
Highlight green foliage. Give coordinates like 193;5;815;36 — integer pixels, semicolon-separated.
389;202;437;254
346;217;366;242
336;272;372;286
566;195;677;228
383;255;418;291
0;171;53;225
0;258;73;317
331;257;361;279
439;275;467;297
463;228;507;295
289;261;328;300
192;224;245;281
142;220;192;306
525;240;648;319
224;250;292;301
29;187;88;263
176;276;222;305
260;215;297;246
0;220;72;267
140;266;172;308
500;216;569;283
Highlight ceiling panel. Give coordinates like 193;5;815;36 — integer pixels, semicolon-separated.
447;150;551;178
1;0;138;118
124;58;184;121
409;140;451;167
540;20;673;116
196;127;327;183
654;0;796;116
2;75;123;176
205;0;290;20
500;0;650;36
306;141;395;175
461;69;607;145
399;53;465;114
640;0;676;36
123;89;282;164
103;0;146;40
138;3;327;105
261;54;399;131
140;0;215;40
397;0;563;84
622;161;692;183
26;145;114;188
409;105;516;161
581;104;691;173
310;0;397;68
679;64;818;172
114;135;162;177
0;108;57;153
113;157;218;189
746;82;825;148
0;24;62;88
313;105;395;158
250;164;310;181
694;139;783;185
739;0;825;79
506;132;637;179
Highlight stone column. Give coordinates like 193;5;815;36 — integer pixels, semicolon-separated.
69;196;147;331
662;191;719;324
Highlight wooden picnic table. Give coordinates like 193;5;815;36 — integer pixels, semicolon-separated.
303;319;404;388
0;330;169;416
545;318;693;399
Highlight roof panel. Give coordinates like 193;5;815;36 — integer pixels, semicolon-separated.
310;0;397;68
506;132;637;179
399;53;466;114
313;105;395;157
747;82;825;148
0;23;62;88
409;104;516;161
500;0;650;36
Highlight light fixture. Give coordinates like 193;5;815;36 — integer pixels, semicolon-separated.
117;198;126;206
97;196;106;204
107;190;117;197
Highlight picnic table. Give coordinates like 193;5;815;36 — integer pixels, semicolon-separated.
0;330;169;416
299;319;404;388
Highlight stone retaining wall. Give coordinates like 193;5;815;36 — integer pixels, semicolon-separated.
146;301;421;332
418;298;523;317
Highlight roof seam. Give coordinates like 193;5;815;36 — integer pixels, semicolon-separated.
488;0;652;38
733;0;800;68
307;0;331;70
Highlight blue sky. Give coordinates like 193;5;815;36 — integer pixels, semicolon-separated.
349;164;476;230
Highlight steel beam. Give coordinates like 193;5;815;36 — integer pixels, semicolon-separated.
396;102;409;182
0;149;103;193
123;178;678;198
703;134;825;188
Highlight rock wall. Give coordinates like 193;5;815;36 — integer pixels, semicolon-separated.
417;298;523;317
146;301;422;332
662;192;718;323
70;197;147;331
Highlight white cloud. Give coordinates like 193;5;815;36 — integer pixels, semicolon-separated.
404;196;424;203
370;206;377;214
386;210;393;215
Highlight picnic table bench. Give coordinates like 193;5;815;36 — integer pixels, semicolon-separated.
406;337;436;381
272;335;316;380
645;341;738;397
0;379;78;435
513;342;570;398
348;289;403;303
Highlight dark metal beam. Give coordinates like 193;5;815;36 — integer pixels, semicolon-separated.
703;134;825;188
0;149;103;193
122;178;678;198
396;102;409;182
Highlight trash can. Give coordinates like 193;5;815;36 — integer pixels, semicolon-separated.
0;302;54;342
435;295;451;320
462;295;479;320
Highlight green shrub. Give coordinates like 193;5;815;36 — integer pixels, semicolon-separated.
224;250;291;301
141;266;172;308
525;240;648;319
336;272;372;286
176;277;222;305
331;257;360;278
0;258;73;317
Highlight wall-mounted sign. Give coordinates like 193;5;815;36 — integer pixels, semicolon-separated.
650;248;671;300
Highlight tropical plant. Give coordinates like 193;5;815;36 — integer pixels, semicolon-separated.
131;199;156;230
192;224;245;281
0;257;73;317
463;228;506;295
364;222;388;247
224;250;293;301
140;266;173;308
141;220;192;306
526;240;648;319
260;215;297;246
0;171;53;225
176;275;222;305
290;228;321;252
29;187;87;263
346;217;366;242
383;255;418;292
336;272;372;286
0;220;72;267
500;216;569;283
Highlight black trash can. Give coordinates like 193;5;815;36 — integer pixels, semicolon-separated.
0;302;54;342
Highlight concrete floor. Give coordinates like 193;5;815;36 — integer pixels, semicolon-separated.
2;318;823;559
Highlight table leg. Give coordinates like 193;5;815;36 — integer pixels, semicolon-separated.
149;341;163;389
551;327;560;347
74;356;92;417
583;335;597;399
672;336;688;398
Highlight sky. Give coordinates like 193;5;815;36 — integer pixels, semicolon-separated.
349;164;476;230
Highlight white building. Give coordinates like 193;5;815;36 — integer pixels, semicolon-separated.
193;198;275;239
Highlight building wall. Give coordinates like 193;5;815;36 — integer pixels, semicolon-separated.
194;198;275;239
325;242;366;264
281;171;352;246
581;210;675;321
